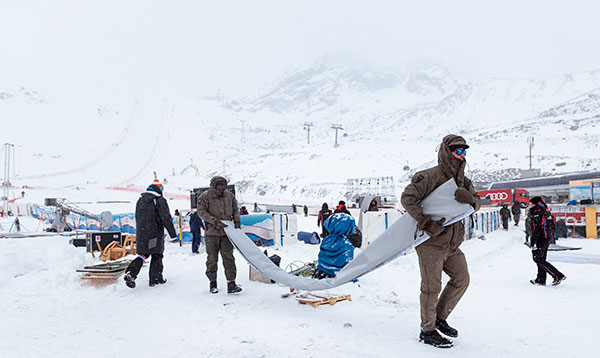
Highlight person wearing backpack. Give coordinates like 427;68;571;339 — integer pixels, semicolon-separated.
529;196;566;286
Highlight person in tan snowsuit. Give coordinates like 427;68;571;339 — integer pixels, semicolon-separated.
401;135;481;348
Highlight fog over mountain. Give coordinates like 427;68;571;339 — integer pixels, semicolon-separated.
1;57;599;204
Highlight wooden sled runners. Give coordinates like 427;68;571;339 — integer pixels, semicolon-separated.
77;260;132;279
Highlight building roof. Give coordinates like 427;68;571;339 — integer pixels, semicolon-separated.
489;171;600;190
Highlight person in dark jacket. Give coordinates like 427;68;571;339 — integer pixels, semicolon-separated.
499;204;511;230
303;205;308;217
197;176;242;294
239;206;249;215
334;200;351;215
317;203;333;238
124;184;177;288
529;196;566;286
511;201;522;226
401;134;480;349
190;210;205;254
368;199;379;212
554;219;568;240
525;211;533;246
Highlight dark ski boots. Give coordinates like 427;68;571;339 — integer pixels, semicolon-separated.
149;277;167;287
124;272;136;289
530;279;546;286
552;276;566;286
419;330;453;348
227;281;242;294
210;281;218;294
436;318;458;338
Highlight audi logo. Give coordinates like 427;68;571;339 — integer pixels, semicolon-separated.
486;192;509;201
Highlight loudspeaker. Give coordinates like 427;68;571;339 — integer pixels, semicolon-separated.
85;231;124;252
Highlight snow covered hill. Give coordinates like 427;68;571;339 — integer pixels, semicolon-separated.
1;58;599;205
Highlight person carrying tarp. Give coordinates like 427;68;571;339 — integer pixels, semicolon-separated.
312;212;357;279
401;134;481;349
197;176;242;294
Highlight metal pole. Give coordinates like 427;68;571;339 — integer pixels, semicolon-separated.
527;136;534;170
3;143;14;214
303;122;313;144
331;124;343;147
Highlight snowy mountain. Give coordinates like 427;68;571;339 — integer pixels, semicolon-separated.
1;58;599;207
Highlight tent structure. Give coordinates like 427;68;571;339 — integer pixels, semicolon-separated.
224;179;474;291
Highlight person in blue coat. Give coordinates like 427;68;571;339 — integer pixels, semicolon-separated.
313;212;356;279
190;210;205;254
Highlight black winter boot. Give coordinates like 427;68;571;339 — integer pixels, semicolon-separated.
210;281;218;294
436;318;458;338
124;272;136;289
227;281;242;294
419;330;453;348
149;276;167;287
552;276;566;286
530;279;546;286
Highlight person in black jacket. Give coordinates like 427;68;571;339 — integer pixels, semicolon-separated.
317;203;332;238
190;210;205;254
334;200;351;215
124;184;178;288
529;196;566;286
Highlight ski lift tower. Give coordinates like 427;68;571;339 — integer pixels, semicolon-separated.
527;136;534;170
2;143;15;214
331;124;344;148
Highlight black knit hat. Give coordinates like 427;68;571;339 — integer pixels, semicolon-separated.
530;196;544;206
147;184;163;195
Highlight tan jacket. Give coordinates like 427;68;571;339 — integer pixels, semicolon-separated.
401;135;480;251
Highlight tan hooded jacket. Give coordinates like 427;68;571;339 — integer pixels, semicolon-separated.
197;176;241;236
401;135;481;250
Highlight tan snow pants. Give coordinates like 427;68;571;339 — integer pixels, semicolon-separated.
415;245;470;331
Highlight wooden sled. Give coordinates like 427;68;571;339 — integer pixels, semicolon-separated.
282;290;352;308
98;235;136;261
77;259;132;280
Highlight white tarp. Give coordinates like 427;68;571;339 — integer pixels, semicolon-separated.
223;179;474;291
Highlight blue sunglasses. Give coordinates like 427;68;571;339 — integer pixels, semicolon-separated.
454;148;467;156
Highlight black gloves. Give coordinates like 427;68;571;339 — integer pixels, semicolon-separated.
234;222;241;229
417;215;446;238
454;187;475;205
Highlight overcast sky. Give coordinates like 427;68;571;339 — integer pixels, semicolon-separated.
1;0;599;97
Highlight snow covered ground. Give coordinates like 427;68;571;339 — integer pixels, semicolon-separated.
1;215;598;358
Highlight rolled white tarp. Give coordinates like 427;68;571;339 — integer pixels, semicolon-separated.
223;179;474;291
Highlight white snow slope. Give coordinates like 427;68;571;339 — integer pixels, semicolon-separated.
1;216;598;358
1;58;599;206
